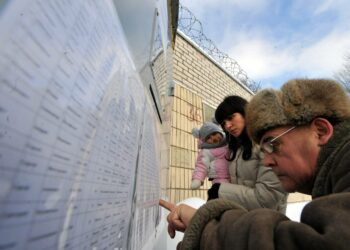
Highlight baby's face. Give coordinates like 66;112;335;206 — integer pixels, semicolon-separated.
205;132;223;144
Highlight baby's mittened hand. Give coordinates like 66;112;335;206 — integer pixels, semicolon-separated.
191;179;201;189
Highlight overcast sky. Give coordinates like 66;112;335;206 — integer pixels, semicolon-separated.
179;0;350;89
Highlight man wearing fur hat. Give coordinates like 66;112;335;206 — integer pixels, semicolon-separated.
160;79;350;249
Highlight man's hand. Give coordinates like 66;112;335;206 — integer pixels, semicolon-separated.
159;199;197;238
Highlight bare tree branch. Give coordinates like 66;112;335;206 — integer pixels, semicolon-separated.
334;53;350;93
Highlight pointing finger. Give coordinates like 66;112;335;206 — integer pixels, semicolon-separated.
159;199;175;211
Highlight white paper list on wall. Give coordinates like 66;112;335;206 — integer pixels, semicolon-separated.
129;101;161;250
0;0;162;249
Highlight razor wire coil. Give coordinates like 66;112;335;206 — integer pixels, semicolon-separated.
178;5;261;93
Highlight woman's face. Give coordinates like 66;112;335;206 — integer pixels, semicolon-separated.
222;113;245;137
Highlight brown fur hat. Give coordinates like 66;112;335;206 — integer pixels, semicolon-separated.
246;79;350;143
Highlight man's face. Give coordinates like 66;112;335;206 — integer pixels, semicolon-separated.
260;125;321;193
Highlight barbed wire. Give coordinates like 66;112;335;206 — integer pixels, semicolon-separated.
178;5;261;93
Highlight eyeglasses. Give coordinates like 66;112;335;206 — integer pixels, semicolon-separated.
260;126;296;154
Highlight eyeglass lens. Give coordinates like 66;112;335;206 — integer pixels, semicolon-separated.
261;126;296;154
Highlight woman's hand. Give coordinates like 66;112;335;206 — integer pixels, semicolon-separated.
159;199;197;238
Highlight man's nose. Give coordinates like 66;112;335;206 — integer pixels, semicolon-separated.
263;153;275;167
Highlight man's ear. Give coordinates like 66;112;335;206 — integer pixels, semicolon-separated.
311;118;334;146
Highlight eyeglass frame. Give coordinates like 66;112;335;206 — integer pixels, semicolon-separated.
260;126;296;154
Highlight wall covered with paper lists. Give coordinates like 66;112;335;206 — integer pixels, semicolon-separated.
0;0;168;249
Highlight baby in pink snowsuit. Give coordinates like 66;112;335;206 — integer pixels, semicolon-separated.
191;122;230;190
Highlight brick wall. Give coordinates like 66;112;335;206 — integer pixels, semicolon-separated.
168;85;212;202
173;32;253;108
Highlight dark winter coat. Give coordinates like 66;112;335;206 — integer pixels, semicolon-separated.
179;119;350;250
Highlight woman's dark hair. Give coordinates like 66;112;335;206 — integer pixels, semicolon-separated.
215;95;253;161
